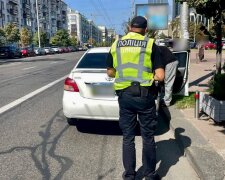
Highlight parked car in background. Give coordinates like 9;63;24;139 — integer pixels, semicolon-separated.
34;47;46;55
58;47;64;53
0;46;22;59
189;41;197;49
62;47;69;53
68;46;76;52
222;41;225;50
51;46;59;53
44;47;54;54
204;42;216;50
77;46;84;51
21;47;36;57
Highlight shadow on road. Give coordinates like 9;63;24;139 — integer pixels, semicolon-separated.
135;128;191;180
75;120;123;136
0;110;73;179
74;112;170;136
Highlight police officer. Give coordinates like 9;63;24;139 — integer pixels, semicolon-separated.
107;16;164;180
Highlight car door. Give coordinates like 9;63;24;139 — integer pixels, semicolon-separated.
172;51;190;96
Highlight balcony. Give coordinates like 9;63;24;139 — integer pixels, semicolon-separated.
51;15;56;19
9;0;18;4
24;3;30;9
23;12;30;18
9;8;18;15
51;1;56;5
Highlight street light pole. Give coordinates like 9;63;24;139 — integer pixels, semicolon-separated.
193;13;196;42
35;0;41;48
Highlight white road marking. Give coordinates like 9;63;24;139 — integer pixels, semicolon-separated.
22;66;36;70
50;62;58;64
0;75;68;115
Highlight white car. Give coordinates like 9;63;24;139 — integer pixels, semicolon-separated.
63;47;190;125
63;47;119;125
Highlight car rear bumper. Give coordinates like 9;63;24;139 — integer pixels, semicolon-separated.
63;91;119;120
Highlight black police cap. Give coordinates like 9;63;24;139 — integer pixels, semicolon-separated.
131;16;147;29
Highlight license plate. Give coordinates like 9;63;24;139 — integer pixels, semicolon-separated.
91;83;114;96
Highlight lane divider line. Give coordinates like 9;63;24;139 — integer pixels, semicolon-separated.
50;62;59;64
23;66;36;70
0;75;68;115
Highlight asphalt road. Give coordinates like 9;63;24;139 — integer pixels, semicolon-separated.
0;52;199;180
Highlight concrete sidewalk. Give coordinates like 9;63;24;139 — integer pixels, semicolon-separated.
162;49;225;180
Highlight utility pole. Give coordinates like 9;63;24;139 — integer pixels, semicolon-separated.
35;0;41;48
180;1;189;39
131;0;135;17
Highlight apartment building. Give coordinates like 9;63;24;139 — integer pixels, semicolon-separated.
89;20;102;44
0;0;67;39
148;0;168;3
107;28;116;43
67;8;102;45
98;26;108;43
0;0;20;28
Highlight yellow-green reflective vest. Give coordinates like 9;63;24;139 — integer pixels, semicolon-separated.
110;32;154;90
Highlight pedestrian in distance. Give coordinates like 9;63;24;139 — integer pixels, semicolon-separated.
196;25;213;62
107;16;164;180
158;46;178;107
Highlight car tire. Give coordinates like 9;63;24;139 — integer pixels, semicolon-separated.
66;117;78;125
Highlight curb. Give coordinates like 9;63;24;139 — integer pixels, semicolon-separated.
161;106;225;180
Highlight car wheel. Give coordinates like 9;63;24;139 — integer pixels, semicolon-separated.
66;117;78;125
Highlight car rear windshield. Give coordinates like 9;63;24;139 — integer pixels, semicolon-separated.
76;52;109;69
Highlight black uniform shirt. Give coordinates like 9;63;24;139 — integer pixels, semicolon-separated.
107;43;164;71
158;46;177;67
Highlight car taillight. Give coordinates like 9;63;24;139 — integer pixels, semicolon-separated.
64;77;79;92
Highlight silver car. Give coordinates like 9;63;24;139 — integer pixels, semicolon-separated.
34;47;46;55
44;47;54;54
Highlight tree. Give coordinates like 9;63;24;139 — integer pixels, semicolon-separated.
146;29;158;38
170;17;180;38
69;36;77;47
88;38;95;46
4;23;20;44
185;0;225;74
50;29;70;46
33;31;48;47
158;32;167;39
0;28;5;46
20;27;32;47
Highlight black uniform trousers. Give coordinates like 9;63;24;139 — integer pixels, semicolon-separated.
117;86;157;180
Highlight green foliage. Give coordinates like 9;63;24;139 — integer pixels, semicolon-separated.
4;23;20;44
172;92;195;109
50;29;70;46
208;73;225;100
20;27;32;47
146;29;158;38
69;36;77;47
187;0;225;23
88;38;95;45
158;32;167;39
0;28;5;46
33;31;48;47
170;17;180;38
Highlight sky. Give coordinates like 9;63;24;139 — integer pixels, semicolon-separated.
64;0;173;35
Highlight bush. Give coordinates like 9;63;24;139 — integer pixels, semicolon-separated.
208;73;225;100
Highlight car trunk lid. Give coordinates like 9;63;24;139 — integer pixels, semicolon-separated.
71;69;117;100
